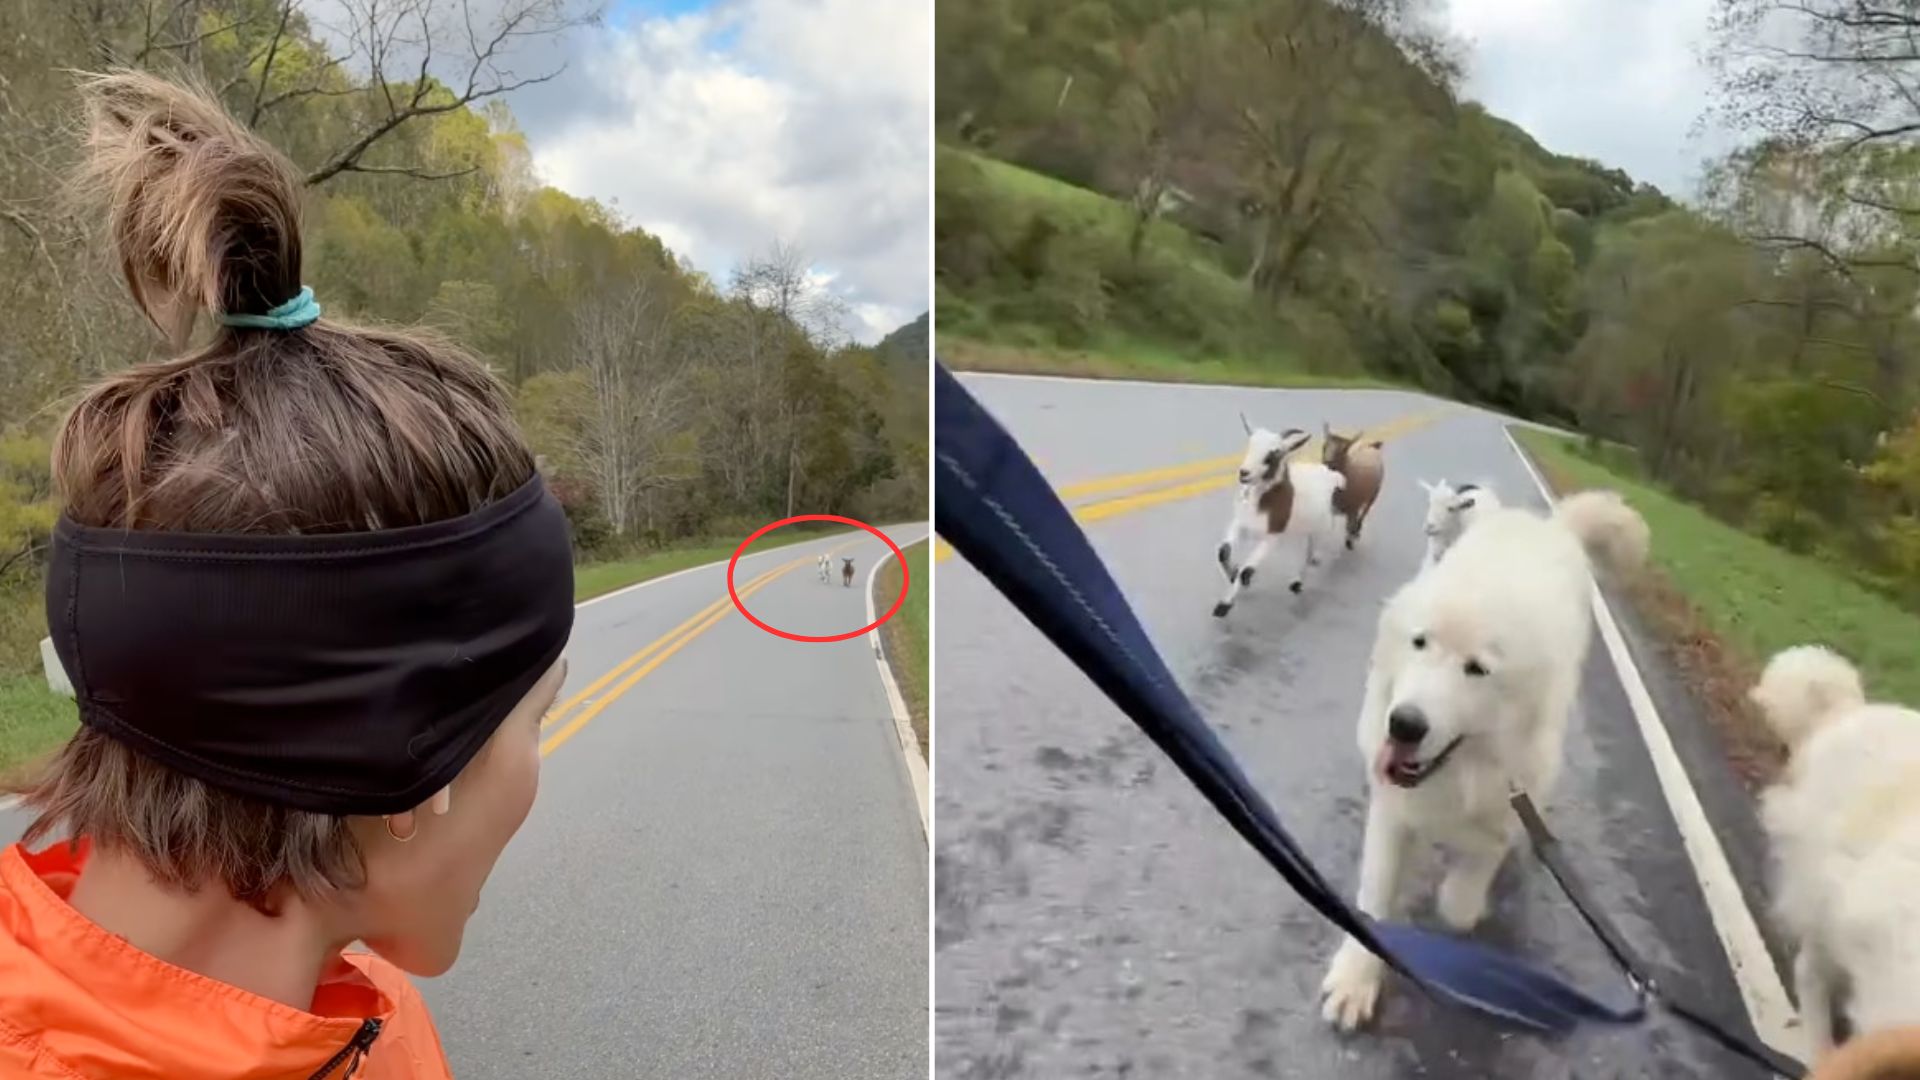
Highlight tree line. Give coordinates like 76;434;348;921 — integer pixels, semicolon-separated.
0;0;928;677
935;0;1920;607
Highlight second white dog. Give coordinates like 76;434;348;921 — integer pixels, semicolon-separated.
1749;645;1920;1055
1320;489;1649;1029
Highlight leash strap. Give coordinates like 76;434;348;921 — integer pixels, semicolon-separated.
1511;792;1809;1077
933;361;1641;1036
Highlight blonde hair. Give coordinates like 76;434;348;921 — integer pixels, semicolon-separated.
14;71;538;911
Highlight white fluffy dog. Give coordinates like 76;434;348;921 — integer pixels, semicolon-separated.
1320;490;1650;1029
1749;645;1920;1054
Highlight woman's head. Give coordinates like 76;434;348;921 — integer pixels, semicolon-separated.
16;70;557;974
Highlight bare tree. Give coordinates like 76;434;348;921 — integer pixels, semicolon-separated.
236;0;599;185
571;276;694;537
1707;1;1920;271
1115;9;1218;260
730;239;852;349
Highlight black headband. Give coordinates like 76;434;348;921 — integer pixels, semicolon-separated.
45;475;575;816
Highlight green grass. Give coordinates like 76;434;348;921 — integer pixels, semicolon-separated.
0;675;76;777
940;146;1399;390
1517;429;1920;705
573;523;851;603
963;151;1237;284
876;539;929;756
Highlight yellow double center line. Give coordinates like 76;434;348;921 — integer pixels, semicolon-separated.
933;406;1454;561
539;539;860;757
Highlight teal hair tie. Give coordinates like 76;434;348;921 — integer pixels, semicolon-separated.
219;286;321;330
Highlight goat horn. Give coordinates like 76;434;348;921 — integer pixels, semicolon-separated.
1240;411;1252;435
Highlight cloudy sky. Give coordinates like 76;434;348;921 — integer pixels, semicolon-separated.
500;0;928;344
1440;0;1735;199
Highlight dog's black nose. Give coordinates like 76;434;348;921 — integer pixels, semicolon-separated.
1387;705;1428;745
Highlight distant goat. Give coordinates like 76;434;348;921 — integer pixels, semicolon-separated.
1214;415;1345;617
1322;426;1384;550
817;553;831;583
1418;479;1504;568
842;556;855;587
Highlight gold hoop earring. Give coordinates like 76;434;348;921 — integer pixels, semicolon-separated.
383;815;417;843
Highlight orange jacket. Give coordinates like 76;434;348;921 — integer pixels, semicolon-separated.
0;841;452;1079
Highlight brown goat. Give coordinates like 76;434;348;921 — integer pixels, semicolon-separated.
1322;425;1385;550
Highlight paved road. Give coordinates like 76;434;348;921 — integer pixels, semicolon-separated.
933;373;1781;1079
6;525;930;1080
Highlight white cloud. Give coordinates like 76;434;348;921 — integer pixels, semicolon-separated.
523;0;928;344
1441;0;1734;199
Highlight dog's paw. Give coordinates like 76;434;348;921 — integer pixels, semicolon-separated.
1437;870;1490;931
1320;942;1385;1031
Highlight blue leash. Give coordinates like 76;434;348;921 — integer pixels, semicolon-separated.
936;361;1809;1072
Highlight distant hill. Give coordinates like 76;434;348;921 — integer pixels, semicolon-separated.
876;312;929;365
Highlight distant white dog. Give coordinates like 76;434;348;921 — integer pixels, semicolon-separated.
817;554;831;583
1749;645;1920;1054
1417;479;1502;569
1320;489;1649;1029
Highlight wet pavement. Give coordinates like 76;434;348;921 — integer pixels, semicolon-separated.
933;373;1777;1079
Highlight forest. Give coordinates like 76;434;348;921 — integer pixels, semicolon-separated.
0;0;929;683
935;0;1920;611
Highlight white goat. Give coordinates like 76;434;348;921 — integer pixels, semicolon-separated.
1418;479;1502;569
1214;416;1345;617
816;553;831;583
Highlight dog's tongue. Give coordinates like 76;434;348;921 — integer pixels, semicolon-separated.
1375;741;1418;777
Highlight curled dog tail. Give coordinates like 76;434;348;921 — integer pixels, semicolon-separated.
1553;490;1649;576
1749;645;1866;750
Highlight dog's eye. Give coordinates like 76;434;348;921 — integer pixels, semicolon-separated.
1411;633;1427;650
1464;659;1489;677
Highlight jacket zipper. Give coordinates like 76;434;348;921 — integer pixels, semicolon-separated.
306;1018;383;1080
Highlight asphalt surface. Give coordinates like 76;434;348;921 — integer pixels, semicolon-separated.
932;373;1776;1079
5;525;930;1080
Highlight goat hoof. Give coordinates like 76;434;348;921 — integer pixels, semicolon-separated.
1238;567;1255;586
1217;542;1231;569
1289;580;1304;594
1212;602;1232;618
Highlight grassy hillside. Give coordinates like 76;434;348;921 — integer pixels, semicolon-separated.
1519;429;1920;783
937;146;1359;385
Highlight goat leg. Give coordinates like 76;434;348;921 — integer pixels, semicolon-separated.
1214;534;1270;617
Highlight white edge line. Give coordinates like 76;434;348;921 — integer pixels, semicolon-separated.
1501;425;1802;1063
865;534;930;842
0;795;17;813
